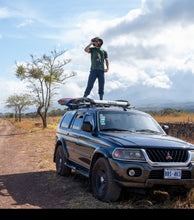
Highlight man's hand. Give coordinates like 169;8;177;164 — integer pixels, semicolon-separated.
104;58;109;72
84;42;93;53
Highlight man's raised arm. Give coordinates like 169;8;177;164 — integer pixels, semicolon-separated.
84;42;93;53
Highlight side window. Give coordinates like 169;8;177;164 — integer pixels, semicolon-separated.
61;111;76;128
72;113;85;130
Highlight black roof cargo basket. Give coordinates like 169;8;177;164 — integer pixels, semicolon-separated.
58;97;133;110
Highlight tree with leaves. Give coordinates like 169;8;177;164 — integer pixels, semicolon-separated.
16;50;76;128
6;94;33;122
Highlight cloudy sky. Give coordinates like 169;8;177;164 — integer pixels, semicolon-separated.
0;0;194;112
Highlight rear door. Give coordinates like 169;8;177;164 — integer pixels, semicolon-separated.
75;111;96;168
57;110;77;159
68;110;97;169
67;110;86;165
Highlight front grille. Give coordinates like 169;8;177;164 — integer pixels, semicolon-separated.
146;149;188;163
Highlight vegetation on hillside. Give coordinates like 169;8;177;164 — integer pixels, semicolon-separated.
148;108;194;123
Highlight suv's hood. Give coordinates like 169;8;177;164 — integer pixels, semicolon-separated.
101;132;194;149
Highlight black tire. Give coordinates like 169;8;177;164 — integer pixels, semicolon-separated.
91;157;121;202
55;145;71;176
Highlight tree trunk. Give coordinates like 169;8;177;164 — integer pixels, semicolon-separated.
37;105;47;128
42;117;47;128
19;109;22;122
15;110;18;122
19;113;21;122
15;114;18;122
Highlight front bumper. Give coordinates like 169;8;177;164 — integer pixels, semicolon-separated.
109;158;194;189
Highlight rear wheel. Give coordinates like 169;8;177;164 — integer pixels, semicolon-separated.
91;157;121;202
55;145;71;176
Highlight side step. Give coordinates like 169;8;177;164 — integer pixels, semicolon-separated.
65;161;89;178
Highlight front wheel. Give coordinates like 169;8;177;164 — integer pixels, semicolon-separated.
91;157;121;202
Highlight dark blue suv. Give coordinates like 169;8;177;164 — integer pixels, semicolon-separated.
54;98;194;201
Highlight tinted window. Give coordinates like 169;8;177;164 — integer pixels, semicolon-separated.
99;110;163;133
72;113;84;130
61;111;76;128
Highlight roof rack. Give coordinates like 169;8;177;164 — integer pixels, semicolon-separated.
58;97;133;110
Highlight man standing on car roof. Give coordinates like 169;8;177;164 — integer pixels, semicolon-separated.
83;37;109;100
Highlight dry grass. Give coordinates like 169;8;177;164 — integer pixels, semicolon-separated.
152;113;194;144
152;113;194;123
4;116;194;208
8;117;61;133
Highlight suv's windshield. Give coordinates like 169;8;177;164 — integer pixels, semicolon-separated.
99;110;164;134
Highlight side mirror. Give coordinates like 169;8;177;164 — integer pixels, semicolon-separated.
162;125;169;135
82;121;93;132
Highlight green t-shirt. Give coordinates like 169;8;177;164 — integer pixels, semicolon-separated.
89;47;108;71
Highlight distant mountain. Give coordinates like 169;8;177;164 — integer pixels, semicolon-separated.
136;101;194;112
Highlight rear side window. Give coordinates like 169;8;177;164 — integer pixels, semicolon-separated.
61;111;76;128
72;113;84;130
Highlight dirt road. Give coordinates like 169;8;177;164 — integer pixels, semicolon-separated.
0;120;51;208
0;120;87;209
0;120;114;209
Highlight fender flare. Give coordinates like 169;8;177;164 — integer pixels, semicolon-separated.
93;147;111;158
53;137;69;162
89;147;112;176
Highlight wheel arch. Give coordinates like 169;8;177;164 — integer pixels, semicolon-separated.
89;148;112;177
53;138;68;162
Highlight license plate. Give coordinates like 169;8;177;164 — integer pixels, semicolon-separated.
164;168;182;179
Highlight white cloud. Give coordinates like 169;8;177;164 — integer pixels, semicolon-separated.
0;77;30;112
142;71;172;89
0;7;14;19
16;19;34;28
21;0;194;104
2;0;194;111
97;0;194;99
57;70;88;99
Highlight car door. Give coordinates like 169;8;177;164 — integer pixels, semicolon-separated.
67;110;86;165
67;110;97;169
75;111;98;169
57;110;77;160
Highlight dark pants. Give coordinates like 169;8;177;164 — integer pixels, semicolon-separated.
84;69;105;97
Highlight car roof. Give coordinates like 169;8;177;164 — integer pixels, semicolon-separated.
77;107;149;116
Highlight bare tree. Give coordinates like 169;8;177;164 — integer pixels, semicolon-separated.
6;94;33;122
16;49;76;128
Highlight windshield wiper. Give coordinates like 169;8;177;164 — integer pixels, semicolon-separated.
101;128;131;132
136;129;161;134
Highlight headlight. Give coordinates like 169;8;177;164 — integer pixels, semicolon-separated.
189;151;194;162
112;148;145;161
